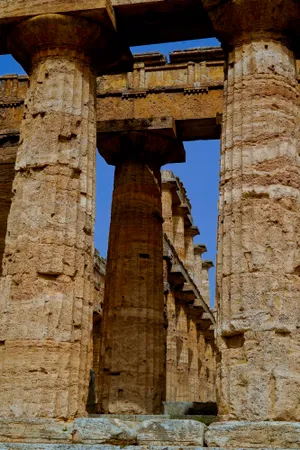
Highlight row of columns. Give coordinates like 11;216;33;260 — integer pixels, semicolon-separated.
161;171;216;405
0;0;299;430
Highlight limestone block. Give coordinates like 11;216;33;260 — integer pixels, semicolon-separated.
205;421;300;448
135;419;205;446
0;419;73;443
73;418;136;444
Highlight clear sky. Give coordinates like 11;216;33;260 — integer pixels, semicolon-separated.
0;37;220;306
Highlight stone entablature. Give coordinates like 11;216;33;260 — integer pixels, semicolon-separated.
1;49;299;143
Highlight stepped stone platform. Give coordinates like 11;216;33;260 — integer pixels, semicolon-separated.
1;417;300;449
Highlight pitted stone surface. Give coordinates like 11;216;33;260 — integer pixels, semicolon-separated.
0;418;206;446
0;14;98;419
202;0;300;423
205;421;300;449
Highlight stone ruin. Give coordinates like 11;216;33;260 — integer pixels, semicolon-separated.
0;1;300;449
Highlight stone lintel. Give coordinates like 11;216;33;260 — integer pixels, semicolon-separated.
169;46;224;64
0;417;205;446
205;421;300;449
97;117;185;166
202;260;214;271
133;52;167;67
194;244;207;256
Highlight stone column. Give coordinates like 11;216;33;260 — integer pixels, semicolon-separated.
166;288;177;402
175;301;189;402
187;310;199;402
201;260;213;307
0;138;18;275
162;178;174;241
184;226;199;277
173;206;186;261
97;118;185;414
203;0;300;434
193;244;207;293
0;14;107;419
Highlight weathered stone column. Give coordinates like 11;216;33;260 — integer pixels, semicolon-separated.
201;260;213;307
162;175;174;241
165;288;177;402
184;226;199;276
175;301;189;402
193;244;207;293
0;138;18;275
97;118;185;414
0;14;122;419
187;310;199;402
173;206;186;261
202;0;300;443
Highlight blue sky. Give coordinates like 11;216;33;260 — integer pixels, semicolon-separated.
0;37;220;306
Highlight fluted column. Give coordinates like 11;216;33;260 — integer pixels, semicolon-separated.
203;0;300;423
173;206;186;261
162;181;174;241
193;244;207;293
166;288;177;402
201;260;213;307
175;302;189;401
97;118;185;414
184;226;199;277
187;311;199;402
0;14;101;419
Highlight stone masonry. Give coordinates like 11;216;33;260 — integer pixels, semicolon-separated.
0;0;300;448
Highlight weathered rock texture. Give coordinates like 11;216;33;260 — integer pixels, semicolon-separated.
203;0;300;423
0;14;100;419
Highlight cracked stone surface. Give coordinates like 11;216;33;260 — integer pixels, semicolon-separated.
0;14;99;418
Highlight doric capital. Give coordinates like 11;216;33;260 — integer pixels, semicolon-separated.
202;0;300;50
202;260;214;271
97;117;185;167
194;244;207;256
8;13;132;75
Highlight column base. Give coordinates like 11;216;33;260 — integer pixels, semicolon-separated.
0;416;205;447
205;421;300;448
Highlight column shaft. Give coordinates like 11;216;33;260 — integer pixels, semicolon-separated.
0;16;97;418
166;289;177;401
175;302;189;401
173;209;185;261
187;314;199;402
184;232;195;276
0;143;17;275
162;187;174;241
98;161;165;414
217;38;300;420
